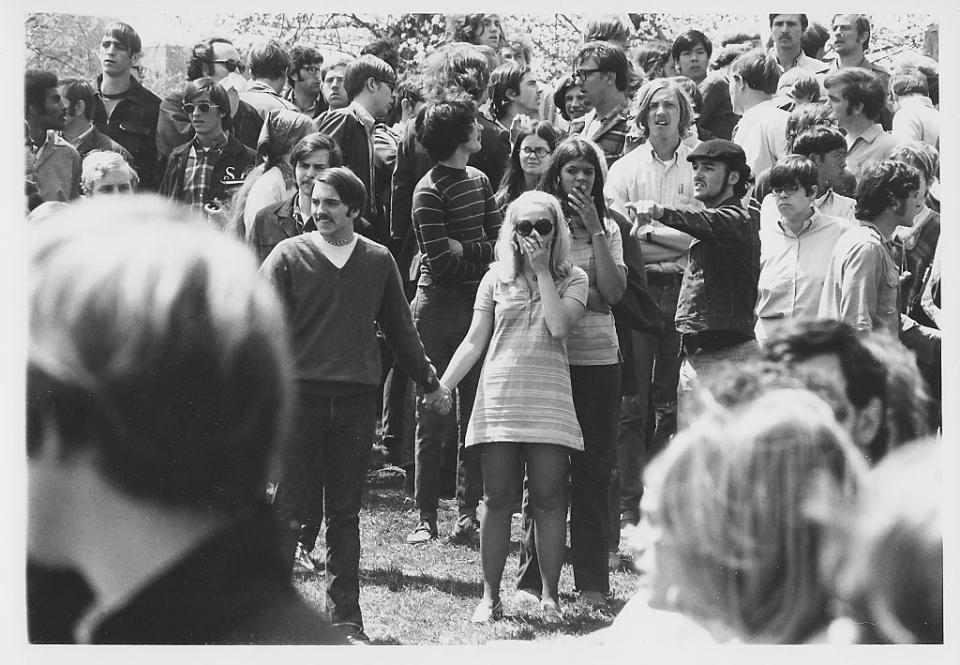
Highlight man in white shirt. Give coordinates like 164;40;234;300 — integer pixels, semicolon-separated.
605;78;699;529
889;68;939;149
756;155;851;343
768;14;830;75
823;68;901;181
729;51;789;177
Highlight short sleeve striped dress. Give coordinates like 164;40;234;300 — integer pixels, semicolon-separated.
465;266;589;451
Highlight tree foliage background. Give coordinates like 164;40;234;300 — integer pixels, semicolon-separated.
25;12;938;99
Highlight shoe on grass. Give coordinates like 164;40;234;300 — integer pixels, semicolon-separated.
337;623;371;645
470;599;504;623
540;599;563;624
608;550;622;571
578;590;609;610
445;514;480;545
405;519;438;544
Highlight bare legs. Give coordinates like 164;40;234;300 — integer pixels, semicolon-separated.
478;442;569;608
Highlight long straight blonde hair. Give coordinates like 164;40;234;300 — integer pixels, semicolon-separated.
491;190;573;282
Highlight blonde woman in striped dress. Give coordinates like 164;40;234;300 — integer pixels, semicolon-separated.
435;190;588;624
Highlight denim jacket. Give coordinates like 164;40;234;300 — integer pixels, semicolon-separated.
656;196;761;337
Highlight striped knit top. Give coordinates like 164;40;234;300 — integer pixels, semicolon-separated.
412;164;502;293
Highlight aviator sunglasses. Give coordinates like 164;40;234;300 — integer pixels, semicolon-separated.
516;218;555;237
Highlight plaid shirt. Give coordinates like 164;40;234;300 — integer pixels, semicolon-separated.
183;138;225;209
569;101;641;168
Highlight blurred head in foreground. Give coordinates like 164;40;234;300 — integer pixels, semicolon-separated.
636;389;867;643
814;438;943;643
27;195;293;567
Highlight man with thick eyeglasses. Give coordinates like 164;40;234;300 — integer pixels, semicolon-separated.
90;21;161;191
569;41;638;168
158;37;263;158
316;55;397;244
240;40;299;120
285;46;326;118
159;77;256;225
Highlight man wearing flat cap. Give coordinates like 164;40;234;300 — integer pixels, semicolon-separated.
625;139;761;424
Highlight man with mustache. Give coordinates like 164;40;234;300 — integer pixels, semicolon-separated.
248;133;343;266
260;167;447;644
768;14;829;76
626;140;760;425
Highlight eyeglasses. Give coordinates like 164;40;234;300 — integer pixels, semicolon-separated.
520;146;550;158
302;65;321;75
182;102;220;114
516;219;555;236
213;59;245;73
771;184;801;196
574;68;602;81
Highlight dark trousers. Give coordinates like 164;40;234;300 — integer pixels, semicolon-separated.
411;285;483;521
614;279;682;526
274;389;378;628
517;363;621;594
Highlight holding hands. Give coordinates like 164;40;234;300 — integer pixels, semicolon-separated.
422;383;453;415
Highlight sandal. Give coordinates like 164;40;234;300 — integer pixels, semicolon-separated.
470;599;504;623
540;599;563;624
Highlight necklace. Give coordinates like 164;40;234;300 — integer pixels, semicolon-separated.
322;233;355;247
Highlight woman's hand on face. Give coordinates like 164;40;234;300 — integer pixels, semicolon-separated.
520;233;551;274
568;186;602;234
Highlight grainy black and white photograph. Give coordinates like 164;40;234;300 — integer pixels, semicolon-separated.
18;4;950;652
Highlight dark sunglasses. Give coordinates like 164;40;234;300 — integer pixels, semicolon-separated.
516;219;555;237
182;102;220;114
213;59;245;73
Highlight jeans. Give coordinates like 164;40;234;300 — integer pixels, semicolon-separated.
411;285;483;522
615;279;682;525
517;363;621;594
274;389;378;628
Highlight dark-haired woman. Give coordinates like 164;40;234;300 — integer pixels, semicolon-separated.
516;136;626;608
494;121;560;211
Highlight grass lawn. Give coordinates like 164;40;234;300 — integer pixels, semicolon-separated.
292;464;644;645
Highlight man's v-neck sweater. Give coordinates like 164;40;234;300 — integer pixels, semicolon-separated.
260;234;437;395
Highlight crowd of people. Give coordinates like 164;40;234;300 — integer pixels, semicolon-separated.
25;12;943;646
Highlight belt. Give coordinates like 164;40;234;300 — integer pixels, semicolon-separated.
646;271;684;286
681;331;753;355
